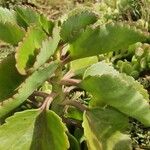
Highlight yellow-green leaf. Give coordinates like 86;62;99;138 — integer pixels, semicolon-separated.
30;110;69;150
0;109;40;150
0;55;25;101
15;26;46;75
81;62;150;126
60;10;98;43
83;108;132;150
0;62;58;119
33;26;60;71
0;22;25;45
70;23;148;59
0;109;69;150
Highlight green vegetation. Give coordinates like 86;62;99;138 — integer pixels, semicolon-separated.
0;0;149;149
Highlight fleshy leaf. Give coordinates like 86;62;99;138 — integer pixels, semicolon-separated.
70;56;98;76
82;108;132;150
64;106;83;121
0;7;16;24
60;10;98;43
70;23;148;59
0;62;58;119
15;6;39;28
67;133;80;150
33;26;60;71
15;26;47;75
0;55;25;101
15;6;54;33
0;109;40;150
83;61;119;78
0;22;25;45
30;110;69;150
80;62;150;126
0;109;69;150
120;73;149;101
39;14;54;35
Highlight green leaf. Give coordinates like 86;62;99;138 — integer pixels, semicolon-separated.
74;128;84;143
0;109;69;150
120;73;149;101
60;10;98;43
67;133;80;150
80;62;150;126
30;110;69;150
15;26;47;75
70;56;98;76
0;22;25;45
0;7;16;24
0;55;25;101
83;61;119;79
83;108;132;150
15;6;54;33
64;106;83;121
70;23;148;59
15;6;39;28
33;26;60;71
0;62;58;119
0;109;40;150
39;14;54;35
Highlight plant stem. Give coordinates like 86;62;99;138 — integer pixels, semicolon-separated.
50;49;66;115
63;70;75;79
61;100;88;112
32;91;49;98
62;117;82;128
61;55;71;65
60;78;81;86
40;93;57;111
63;86;77;94
51;63;65;115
